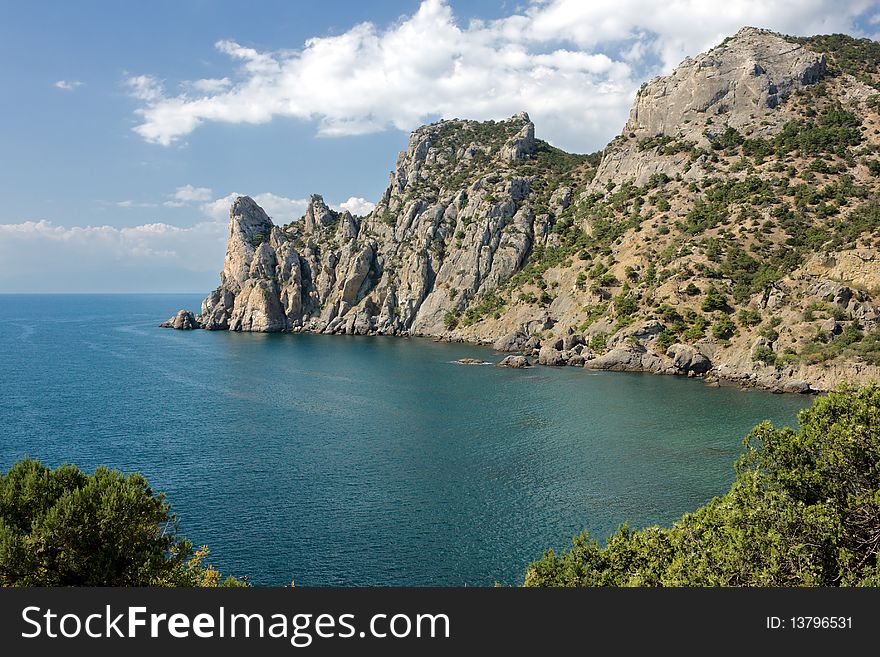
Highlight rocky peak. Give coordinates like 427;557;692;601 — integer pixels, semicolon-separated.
335;210;360;241
500;111;536;162
592;27;828;187
217;196;276;294
303;194;339;233
626;27;826;144
229;196;272;237
390;112;536;195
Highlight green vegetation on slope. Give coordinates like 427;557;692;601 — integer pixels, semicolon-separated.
795;33;880;89
524;384;880;586
0;458;246;586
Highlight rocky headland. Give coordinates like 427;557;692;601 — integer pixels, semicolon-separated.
163;28;880;394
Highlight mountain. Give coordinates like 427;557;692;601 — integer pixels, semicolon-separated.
163;27;880;393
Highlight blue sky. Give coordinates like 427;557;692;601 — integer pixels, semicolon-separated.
1;0;877;292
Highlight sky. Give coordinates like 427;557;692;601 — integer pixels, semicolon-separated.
1;0;878;292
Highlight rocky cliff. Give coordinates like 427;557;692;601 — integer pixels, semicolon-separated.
166;110;586;336
163;28;880;393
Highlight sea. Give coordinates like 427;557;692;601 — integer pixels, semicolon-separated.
0;294;812;585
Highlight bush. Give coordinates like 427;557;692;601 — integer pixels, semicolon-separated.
589;333;608;352
656;329;676;352
0;459;245;587
738;308;762;327
613;289;639;318
752;345;777;366
701;285;728;312
461;291;506;327
712;314;735;340
524;385;880;586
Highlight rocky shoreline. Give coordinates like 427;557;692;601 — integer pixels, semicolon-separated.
162;308;823;394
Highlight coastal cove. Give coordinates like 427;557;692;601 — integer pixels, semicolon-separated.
0;294;812;585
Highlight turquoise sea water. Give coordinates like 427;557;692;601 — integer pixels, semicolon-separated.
0;294;812;586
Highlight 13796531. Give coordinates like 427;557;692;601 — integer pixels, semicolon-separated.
766;617;853;630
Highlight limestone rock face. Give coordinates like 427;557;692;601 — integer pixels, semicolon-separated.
805;251;880;296
228;279;286;332
628;28;825;142
303;194;337;233
167;113;542;336
221;196;274;292
593;27;827;186
608;320;664;349
500;112;536;162
199;197;280;331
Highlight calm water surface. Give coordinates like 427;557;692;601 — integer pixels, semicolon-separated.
0;294;811;585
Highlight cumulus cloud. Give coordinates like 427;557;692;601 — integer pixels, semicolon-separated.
164;184;213;206
188;77;232;93
0;219;225;259
127;74;164;102
127;0;873;152
54;79;83;91
337;196;376;216
174;184;213;202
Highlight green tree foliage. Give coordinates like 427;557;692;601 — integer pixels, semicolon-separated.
655;329;676;352
443;309;459;330
796;34;880;89
613;287;639;318
524;385;880;586
737;308;762;327
0;458;245;587
711;314;736;340
752;345;777;366
461;291;506;326
701;284;728;312
773;104;862;157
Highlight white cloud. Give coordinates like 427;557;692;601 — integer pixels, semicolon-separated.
126;0;873;152
188;77;232;93
337;196;376;216
54;79;83;91
114;200;158;208
0;219;224;258
0;219;228;292
127;74;165;101
166;184;213;206
0;192;318;292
